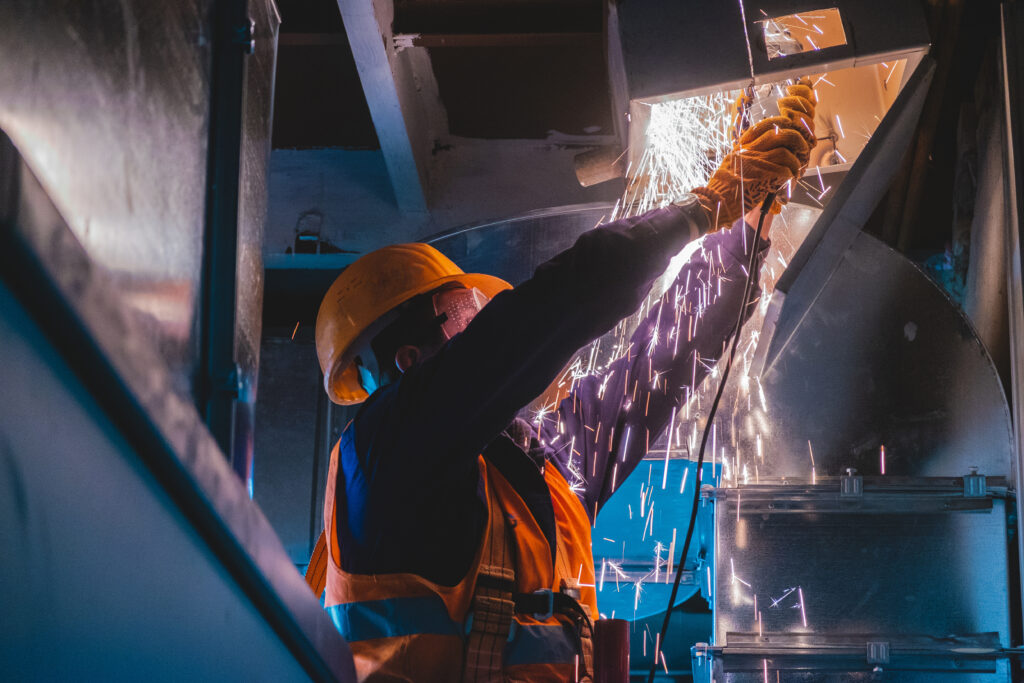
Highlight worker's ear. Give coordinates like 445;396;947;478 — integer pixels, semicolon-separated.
394;345;421;373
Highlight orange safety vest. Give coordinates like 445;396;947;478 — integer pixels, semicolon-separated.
306;442;599;682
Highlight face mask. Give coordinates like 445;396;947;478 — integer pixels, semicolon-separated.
354;353;380;395
432;286;491;339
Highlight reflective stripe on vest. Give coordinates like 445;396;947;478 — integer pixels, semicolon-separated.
327;595;461;642
328;595;579;667
322;446;597;681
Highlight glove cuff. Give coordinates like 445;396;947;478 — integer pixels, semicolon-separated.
692;185;741;231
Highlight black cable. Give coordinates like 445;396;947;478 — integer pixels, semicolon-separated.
645;193;775;682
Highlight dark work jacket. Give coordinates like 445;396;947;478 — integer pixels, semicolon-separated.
332;205;769;586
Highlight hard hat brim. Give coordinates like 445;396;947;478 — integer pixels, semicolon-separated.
325;271;512;405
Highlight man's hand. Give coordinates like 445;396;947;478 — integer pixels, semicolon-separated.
693;79;817;230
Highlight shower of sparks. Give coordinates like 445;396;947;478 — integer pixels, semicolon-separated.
545;63;877;628
612;93;735;221
770;587;797;608
884;62;899;87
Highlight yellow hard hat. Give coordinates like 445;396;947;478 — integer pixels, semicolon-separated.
315;242;512;405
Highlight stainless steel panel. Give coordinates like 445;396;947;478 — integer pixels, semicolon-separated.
0;280;318;681
0;0;277;418
234;0;281;476
2;131;355;681
713;498;1011;641
719;232;1015;480
614;0;930;103
763;56;936;375
427;203;616;285
0;0;212;392
1000;0;1024;635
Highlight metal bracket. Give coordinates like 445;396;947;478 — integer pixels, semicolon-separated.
233;17;256;54
964;467;988;498
216;363;242;399
840;467;863;498
531;589;554;621
867;641;891;664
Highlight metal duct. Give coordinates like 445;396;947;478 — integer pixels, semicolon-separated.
427;188;1015;676
610;0;930;104
0;0;279;478
1;131;356;682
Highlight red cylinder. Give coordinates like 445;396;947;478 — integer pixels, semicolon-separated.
593;618;630;683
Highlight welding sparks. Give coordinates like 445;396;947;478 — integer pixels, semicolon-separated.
614;92;734;220
558;72;855;637
769;587;797;608
884;62;898;87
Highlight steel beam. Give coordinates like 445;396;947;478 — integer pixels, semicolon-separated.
336;0;428;213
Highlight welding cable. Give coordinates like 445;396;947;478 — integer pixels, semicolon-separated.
645;192;776;683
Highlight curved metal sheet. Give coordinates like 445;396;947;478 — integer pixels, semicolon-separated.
0;0;278;443
0;0;212;385
2;132;356;682
723;232;1015;480
431;198;1014;483
427;202;616;285
433;201;1014;481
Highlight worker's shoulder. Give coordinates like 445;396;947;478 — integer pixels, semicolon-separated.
354;380;399;427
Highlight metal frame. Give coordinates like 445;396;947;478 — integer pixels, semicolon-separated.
750;55;937;376
1;132;355;682
1001;0;1024;642
198;0;252;470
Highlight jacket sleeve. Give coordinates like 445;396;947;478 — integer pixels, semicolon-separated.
362;199;711;493
543;219;770;519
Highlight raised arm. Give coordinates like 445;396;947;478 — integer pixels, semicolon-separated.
361;76;815;503
366;200;712;484
543;218;769;518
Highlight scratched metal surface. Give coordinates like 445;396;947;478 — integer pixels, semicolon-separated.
0;0;212;394
0;0;277;416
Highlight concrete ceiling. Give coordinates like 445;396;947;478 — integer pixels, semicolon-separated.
271;0;613;148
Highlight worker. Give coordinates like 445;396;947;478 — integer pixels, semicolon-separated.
309;82;817;682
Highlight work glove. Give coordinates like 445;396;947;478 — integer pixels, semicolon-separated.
693;79;817;229
778;79;817;148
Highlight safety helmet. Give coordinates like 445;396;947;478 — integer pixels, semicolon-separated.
315;243;512;405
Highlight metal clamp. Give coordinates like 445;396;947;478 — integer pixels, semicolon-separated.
866;640;891;664
840;467;863;498
532;589;554;621
233;18;256;54
964;467;987;498
216;363;242;399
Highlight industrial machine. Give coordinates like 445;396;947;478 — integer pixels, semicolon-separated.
5;0;1024;680
422;3;1024;678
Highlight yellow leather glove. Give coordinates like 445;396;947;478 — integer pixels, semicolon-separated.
778;79;817;148
693;79;817;229
692;121;807;228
